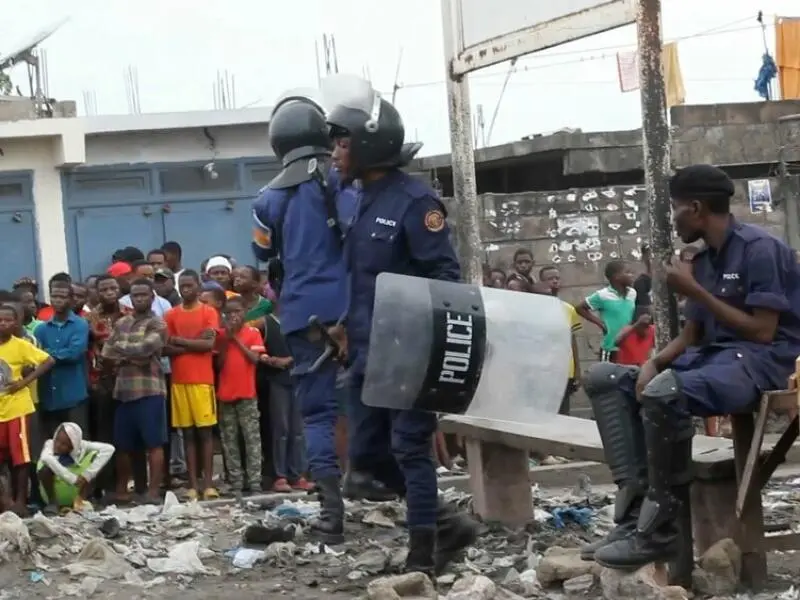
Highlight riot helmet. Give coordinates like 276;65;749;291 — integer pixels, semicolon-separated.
268;95;332;167
321;74;405;171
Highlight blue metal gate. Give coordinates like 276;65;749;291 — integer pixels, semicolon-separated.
63;159;280;280
0;172;39;287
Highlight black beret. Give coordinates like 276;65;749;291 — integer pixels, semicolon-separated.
669;164;734;200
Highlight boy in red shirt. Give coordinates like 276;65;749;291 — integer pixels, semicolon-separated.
614;310;655;367
164;270;220;501
215;297;265;494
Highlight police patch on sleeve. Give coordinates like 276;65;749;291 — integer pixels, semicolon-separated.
252;225;273;250
424;209;445;233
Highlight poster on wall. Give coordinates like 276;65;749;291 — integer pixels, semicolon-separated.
747;179;773;214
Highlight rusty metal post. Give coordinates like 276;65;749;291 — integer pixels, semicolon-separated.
441;0;482;285
637;0;687;588
637;0;679;347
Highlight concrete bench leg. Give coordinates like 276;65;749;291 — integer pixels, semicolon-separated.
691;475;767;589
465;438;533;526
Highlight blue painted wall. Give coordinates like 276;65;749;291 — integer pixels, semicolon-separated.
0;172;38;287
63;159;280;279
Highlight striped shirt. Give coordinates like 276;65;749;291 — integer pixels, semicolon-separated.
102;313;167;402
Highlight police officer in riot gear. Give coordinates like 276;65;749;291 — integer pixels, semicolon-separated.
252;92;353;545
327;78;478;575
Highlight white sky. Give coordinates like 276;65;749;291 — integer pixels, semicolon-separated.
2;0;799;156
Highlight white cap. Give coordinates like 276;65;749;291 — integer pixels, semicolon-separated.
205;256;232;273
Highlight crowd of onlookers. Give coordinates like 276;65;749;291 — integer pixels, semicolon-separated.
0;241;319;515
0;237;730;515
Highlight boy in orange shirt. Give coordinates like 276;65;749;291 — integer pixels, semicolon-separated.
215;296;265;494
164;270;220;501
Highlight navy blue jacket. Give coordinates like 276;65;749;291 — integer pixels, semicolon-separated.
681;220;800;390
342;170;460;375
252;176;356;335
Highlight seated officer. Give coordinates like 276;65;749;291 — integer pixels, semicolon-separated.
582;164;800;570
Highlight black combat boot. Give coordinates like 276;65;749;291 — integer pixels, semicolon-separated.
405;527;436;577
434;502;478;573
581;480;646;560
308;476;345;545
593;395;692;570
342;470;398;502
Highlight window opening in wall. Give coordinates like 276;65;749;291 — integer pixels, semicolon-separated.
0;183;24;198
72;174;147;192
159;164;238;194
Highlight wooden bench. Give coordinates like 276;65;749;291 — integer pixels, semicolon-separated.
440;400;800;590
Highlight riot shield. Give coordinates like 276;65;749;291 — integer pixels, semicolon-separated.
319;73;382;131
362;273;572;423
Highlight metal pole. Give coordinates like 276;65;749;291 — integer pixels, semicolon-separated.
441;0;482;285
636;0;679;347
637;1;690;589
778;115;800;250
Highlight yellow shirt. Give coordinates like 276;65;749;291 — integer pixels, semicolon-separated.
562;302;582;379
0;336;51;422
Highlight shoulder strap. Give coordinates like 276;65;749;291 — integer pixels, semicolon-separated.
274;171;344;252
312;169;344;247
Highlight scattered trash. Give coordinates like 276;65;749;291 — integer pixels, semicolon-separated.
29;570;45;583
270;499;319;520
64;539;133;578
228;547;266;569
146;540;218;575
0;511;32;553
243;522;296;545
99;517;121;539
0;472;791;597
550;506;593;529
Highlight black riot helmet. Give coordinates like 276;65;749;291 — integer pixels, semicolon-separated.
268;97;332;167
327;97;405;171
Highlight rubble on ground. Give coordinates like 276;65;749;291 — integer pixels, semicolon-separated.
0;476;797;598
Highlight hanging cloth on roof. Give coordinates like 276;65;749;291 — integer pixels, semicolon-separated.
661;43;686;108
754;11;776;100
615;42;685;107
754;53;777;99
776;16;800;100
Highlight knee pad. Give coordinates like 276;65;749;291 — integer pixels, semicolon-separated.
640;369;690;422
582;362;634;397
584;364;646;487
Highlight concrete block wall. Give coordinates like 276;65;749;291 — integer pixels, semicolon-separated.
0;99;77;121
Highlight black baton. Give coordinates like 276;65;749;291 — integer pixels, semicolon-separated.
305;315;341;374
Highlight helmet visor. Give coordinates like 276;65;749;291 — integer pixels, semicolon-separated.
320;74;382;133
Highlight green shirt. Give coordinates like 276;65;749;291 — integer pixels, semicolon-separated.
586;286;636;351
24;319;43;338
244;297;273;324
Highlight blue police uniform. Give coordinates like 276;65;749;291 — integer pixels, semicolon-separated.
344;169;459;531
252;178;356;482
673;221;800;412
583;216;800;570
604;220;800;418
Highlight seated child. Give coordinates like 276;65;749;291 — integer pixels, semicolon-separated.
38;422;114;513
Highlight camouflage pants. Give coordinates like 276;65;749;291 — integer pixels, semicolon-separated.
218;399;263;490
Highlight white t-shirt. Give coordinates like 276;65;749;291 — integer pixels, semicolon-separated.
119;294;173;318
